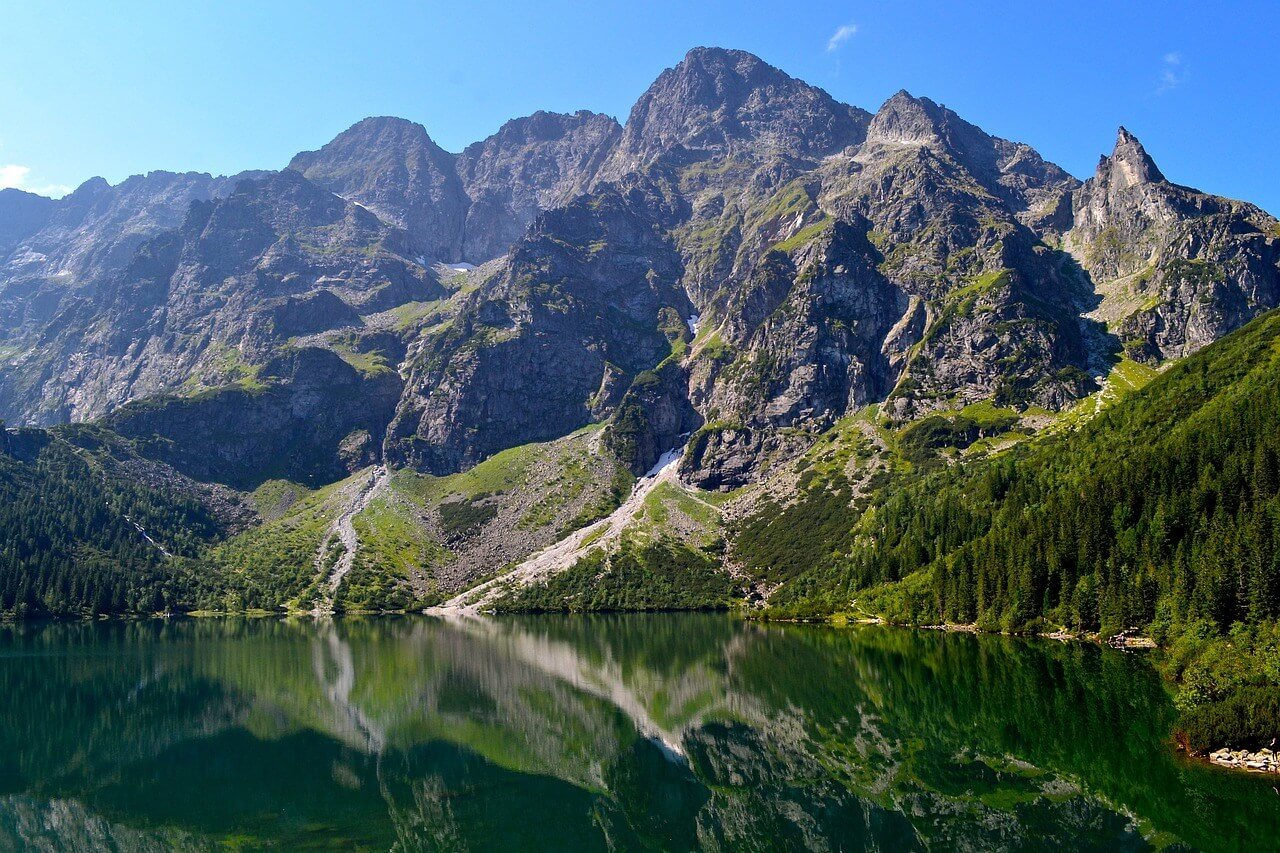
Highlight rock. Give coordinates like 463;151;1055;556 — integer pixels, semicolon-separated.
0;46;1276;495
1067;127;1280;363
288;116;468;262
457;110;621;261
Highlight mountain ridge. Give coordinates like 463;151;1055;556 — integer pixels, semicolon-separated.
0;45;1278;630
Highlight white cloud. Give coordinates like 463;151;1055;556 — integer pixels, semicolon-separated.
1158;52;1185;93
0;164;31;190
0;163;72;198
827;23;858;52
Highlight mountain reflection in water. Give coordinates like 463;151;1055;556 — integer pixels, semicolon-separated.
0;614;1273;851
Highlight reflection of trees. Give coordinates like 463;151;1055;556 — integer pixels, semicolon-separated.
0;617;1276;850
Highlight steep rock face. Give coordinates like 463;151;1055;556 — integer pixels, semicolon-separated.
105;346;402;488
384;182;690;473
695;222;905;430
0;170;263;286
597;47;870;181
0;169;438;424
0;190;56;259
457;110;622;261
288;117;468;262
1068;129;1280;362
0;171;273;421
603;358;701;475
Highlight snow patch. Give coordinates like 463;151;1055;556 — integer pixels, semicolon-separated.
687;314;700;336
644;446;682;479
448;262;476;272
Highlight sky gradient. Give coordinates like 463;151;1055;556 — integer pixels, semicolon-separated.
2;0;1277;212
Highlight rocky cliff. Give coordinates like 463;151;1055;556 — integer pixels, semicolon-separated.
0;46;1275;501
1068;128;1280;362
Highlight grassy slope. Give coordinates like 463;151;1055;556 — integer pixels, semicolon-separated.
191;427;635;613
495;476;739;612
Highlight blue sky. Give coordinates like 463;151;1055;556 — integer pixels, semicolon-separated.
2;0;1277;212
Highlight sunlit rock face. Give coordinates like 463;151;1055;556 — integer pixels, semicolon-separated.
0;47;1276;490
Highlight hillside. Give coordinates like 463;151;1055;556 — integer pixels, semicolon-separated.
727;307;1280;746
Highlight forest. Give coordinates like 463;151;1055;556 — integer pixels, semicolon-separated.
736;308;1280;746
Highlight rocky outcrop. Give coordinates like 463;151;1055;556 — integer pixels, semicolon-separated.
692;222;905;436
384;182;691;473
604;359;701;475
1068;128;1280;362
457;110;621;261
289;116;469;262
1207;747;1279;773
106;346;402;489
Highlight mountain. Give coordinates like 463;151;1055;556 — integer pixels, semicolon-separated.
596;47;871;180
457;110;622;260
288;116;468;262
1068;128;1280;362
0;45;1277;646
289;110;621;263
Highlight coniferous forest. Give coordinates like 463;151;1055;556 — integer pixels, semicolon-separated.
736;309;1280;744
0;427;222;617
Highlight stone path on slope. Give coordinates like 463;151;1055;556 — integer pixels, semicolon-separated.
433;448;685;612
312;465;388;614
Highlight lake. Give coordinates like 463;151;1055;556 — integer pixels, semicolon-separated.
0;614;1274;850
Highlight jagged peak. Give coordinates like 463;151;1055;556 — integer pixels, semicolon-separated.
1099;126;1165;189
340;115;435;139
288;116;450;174
679;45;771;71
642;46;800;107
599;46;868;176
465;110;620;154
66;176;112;198
866;90;954;146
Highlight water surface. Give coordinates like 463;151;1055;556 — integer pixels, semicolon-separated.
0;615;1273;850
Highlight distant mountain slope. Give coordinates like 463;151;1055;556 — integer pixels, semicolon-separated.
288;110;621;263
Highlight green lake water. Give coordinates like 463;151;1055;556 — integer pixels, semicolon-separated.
0;614;1275;851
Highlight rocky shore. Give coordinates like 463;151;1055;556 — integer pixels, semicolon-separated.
1207;747;1280;773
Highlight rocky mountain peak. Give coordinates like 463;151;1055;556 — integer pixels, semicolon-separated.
859;90;1078;221
1099;126;1165;190
598;47;869;179
467;110;620;150
288;116;450;171
865;90;948;147
288;115;467;261
456;110;621;261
